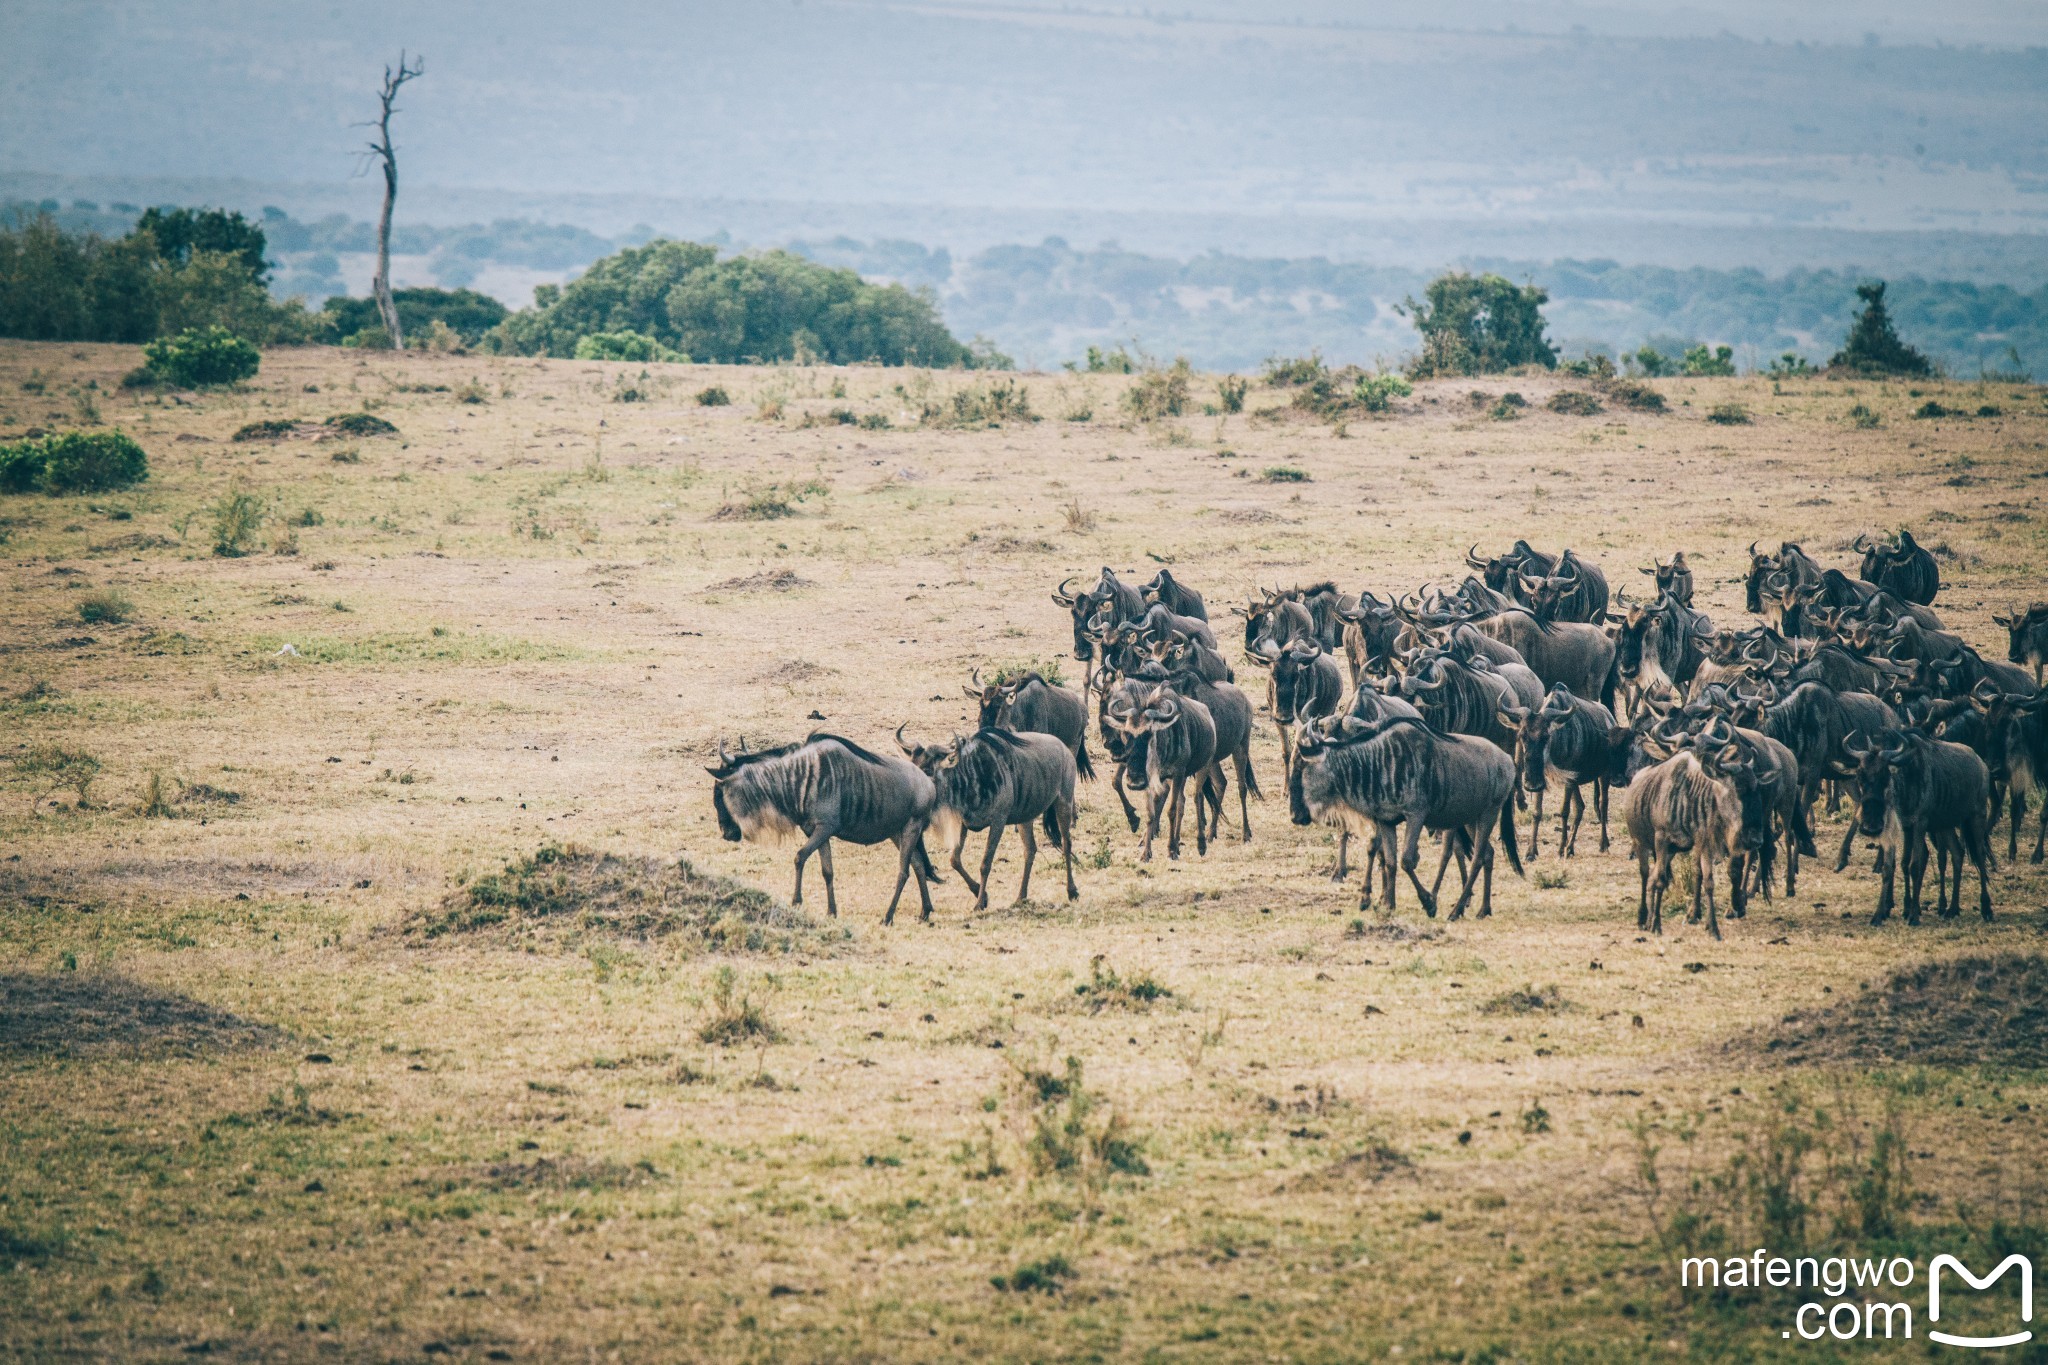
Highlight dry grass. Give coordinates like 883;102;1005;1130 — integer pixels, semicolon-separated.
0;341;2046;1360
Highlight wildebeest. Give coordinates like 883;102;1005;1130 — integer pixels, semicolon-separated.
898;725;1079;914
1639;552;1694;607
1857;529;1940;605
1622;734;1770;940
1288;716;1522;918
1612;593;1711;710
1843;728;1993;925
1145;627;1235;685
1240;583;1344;660
966;668;1094;780
1142;567;1208;622
707;734;938;922
1467;540;1554;601
1272;637;1344;770
1398;651;1523;754
1460;603;1618;711
1745;541;1823;615
1148;655;1261;844
1724;679;1840;849
1053;567;1143;687
1338;591;1404;684
1961;683;2048;864
1518;549;1611;625
1993;603;2048;685
1499;685;1629;858
1114;682;1220;861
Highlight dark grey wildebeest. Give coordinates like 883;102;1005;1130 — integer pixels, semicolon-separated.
1272;637;1345;771
1844;728;1993;926
1460;604;1617;711
1288;716;1521;920
966;668;1094;779
1638;552;1694;607
707;734;938;922
1622;736;1773;940
1857;529;1939;606
1053;567;1144;688
1499;685;1629;858
898;725;1079;914
1114;682;1220;862
1142;567;1209;622
1992;603;2048;686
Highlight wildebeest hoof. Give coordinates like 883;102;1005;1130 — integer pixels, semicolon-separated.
2032;850;2044;864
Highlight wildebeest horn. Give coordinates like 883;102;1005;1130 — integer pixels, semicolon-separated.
1747;540;1760;557
1698;718;1733;749
1842;730;1872;759
1465;544;1487;568
1540;689;1573;718
1052;576;1078;606
896;722;917;755
1853;532;1873;553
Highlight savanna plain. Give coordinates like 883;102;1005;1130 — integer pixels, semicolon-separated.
3;342;2046;1363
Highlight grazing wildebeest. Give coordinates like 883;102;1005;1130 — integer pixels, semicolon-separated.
1857;529;1940;605
1622;734;1769;940
1288;717;1522;919
1639;552;1694;607
1843;728;1993;925
707;734;938;922
1142;567;1209;622
1053;567;1144;688
1993;603;2048;685
1272;637;1345;771
898;725;1079;913
966;668;1094;780
1499;685;1629;858
1115;682;1220;861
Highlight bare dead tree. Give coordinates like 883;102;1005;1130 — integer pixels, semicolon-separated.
360;52;424;350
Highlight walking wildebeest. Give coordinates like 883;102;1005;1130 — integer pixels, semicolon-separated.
1112;682;1220;861
1843;728;1994;925
1288;716;1521;919
1622;731;1772;940
966;668;1094;779
1053;567;1144;688
1499;685;1629;858
707;734;938;922
898;725;1079;914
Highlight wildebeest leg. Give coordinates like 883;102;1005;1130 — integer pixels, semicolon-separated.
1168;777;1188;860
1015;820;1037;905
1526;788;1545;861
1112;764;1142;834
885;829;924;926
1870;844;1895;926
1833;818;1859;874
817;840;839;921
1635;847;1651;930
1332;829;1350;883
2009;786;2024;864
1401;817;1437;917
1233;750;1253;842
1141;783;1163;862
2033;795;2048;863
1596;778;1611;853
792;825;834;913
1969;820;1994;921
1376;822;1400;912
1451;819;1493;920
973;826;1004;912
949;825;982;899
1200;765;1224;849
1699;847;1721;941
1057;801;1079;901
1649;843;1676;935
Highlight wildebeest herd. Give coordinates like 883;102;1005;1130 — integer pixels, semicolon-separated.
706;529;2048;939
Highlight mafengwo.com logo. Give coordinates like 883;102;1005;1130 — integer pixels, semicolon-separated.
1679;1249;2034;1346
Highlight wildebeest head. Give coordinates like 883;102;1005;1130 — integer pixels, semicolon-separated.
1467;540;1553;599
704;736;793;841
1640;552;1692;605
1992;602;2048;667
895;723;963;776
1272;638;1324;723
1845;729;1906;837
1498;686;1574;793
1744;542;1779;614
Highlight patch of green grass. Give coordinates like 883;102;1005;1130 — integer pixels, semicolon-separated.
249;632;585;666
1260;465;1309;483
75;590;131;624
992;1254;1073;1293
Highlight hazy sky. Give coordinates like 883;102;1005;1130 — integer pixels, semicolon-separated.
4;1;2046;252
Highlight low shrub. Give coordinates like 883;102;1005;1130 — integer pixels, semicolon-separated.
573;330;683;363
1547;390;1603;416
1217;375;1248;413
1602;378;1666;411
1913;400;1954;419
1847;403;1881;428
0;432;150;494
76;590;132;624
1124;360;1192;421
1262;353;1326;387
324;413;398;437
1354;371;1413;413
698;966;782;1045
1706;402;1752;425
695;386;731;407
232;419;298;442
992;1255;1073;1294
1260;465;1310;482
16;746;103;808
143;326;260;388
210;487;266;557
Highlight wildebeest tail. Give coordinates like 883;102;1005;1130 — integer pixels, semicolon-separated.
1241;754;1264;800
1075;735;1096;782
1040;806;1064;846
1498;800;1525;877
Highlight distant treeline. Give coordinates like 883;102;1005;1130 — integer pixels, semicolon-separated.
4;199;2041;376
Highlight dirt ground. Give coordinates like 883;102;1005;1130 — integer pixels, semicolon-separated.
1;342;2045;1362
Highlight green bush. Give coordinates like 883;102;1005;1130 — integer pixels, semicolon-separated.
324;413;398;437
1217;375;1248;413
493;239;979;367
1123;359;1192;421
1353;371;1413;413
695;386;731;406
0;431;149;494
1831;281;1932;377
1404;272;1556;377
574;329;683;363
1083;344;1138;374
144;325;259;387
319;287;508;347
210;488;266;557
1682;344;1736;376
76;590;131;624
1261;352;1326;386
1706;402;1752;425
1632;346;1674;377
1547;390;1603;415
1847;403;1881;428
